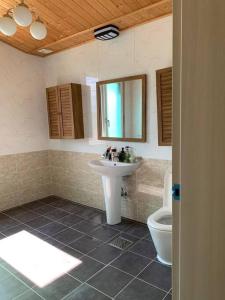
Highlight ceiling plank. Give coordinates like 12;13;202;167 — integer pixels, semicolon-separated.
0;0;172;56
32;0;171;55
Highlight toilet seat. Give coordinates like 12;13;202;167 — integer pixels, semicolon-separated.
147;208;172;232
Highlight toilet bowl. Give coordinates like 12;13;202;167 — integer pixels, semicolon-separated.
147;171;172;266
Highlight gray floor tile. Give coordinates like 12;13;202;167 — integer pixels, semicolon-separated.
14;289;43;300
57;203;82;213
64;283;110;300
144;233;153;241
164;293;172;300
76;207;99;219
0;224;32;236
1;197;171;300
34;274;81;299
69;255;105;281
138;261;171;291
25;216;52;229
22;200;46;210
90;225;119;242
0;214;20;231
0;265;11;282
89;244;122;264
129;239;157;259
57;214;84;226
89;212;107;224
43;208;69;221
45;237;65;249
106;218;134;231
53;228;83;244
39;196;59;204
73;220;101;234
115;278;166;300
34;204;56;214
0;259;36;288
38;222;67;236
111;251;151;276
125;223;149;238
3;207;29;218
0;233;5;239
88;266;132;297
28;229;49;241
0;274;28;300
69;235;102;254
50;198;72;208
12;210;40;223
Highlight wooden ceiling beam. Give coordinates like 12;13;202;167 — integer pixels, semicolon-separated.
32;0;172;54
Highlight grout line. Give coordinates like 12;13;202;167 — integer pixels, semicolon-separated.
113;260;153;299
162;289;172;300
12;288;45;300
0;197;171;300
85;282;113;299
0;263;45;300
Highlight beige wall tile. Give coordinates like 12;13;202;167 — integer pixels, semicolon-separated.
49;150;171;223
0;149;171;224
0;151;50;211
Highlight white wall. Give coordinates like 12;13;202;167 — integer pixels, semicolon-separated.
45;16;172;160
0;43;48;155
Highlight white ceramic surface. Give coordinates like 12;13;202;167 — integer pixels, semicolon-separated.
88;160;140;224
147;171;172;265
147;208;172;265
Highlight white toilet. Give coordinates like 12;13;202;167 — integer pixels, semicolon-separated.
147;171;172;266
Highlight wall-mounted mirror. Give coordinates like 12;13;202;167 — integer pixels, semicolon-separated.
97;74;146;142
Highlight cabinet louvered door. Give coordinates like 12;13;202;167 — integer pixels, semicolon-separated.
156;67;172;145
46;87;61;139
58;84;75;139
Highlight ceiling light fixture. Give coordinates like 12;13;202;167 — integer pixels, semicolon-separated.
0;13;17;36
13;1;32;27
94;25;119;41
30;18;47;40
0;1;47;40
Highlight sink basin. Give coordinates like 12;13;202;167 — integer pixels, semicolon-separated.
88;160;140;177
89;159;140;225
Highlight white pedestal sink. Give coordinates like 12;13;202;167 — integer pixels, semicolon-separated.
88;160;140;225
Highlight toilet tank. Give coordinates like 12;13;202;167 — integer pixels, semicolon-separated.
163;171;172;210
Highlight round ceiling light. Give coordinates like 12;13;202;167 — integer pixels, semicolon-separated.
30;20;47;40
0;15;17;36
13;3;32;27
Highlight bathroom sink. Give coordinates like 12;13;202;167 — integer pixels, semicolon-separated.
89;159;140;225
88;160;140;177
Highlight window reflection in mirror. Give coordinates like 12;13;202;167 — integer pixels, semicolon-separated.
97;75;146;142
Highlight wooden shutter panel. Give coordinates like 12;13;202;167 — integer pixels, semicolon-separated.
46;87;61;139
58;84;75;139
156;67;172;145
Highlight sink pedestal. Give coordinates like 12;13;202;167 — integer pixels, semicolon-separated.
102;176;122;225
88;159;140;226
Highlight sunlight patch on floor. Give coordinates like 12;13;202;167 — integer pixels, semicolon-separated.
0;230;82;288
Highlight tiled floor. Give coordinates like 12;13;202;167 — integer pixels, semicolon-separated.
0;196;172;300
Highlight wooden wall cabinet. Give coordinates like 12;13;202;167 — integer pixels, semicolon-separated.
156;67;172;146
46;83;84;139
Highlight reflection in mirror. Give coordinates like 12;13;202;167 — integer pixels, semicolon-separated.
97;75;146;142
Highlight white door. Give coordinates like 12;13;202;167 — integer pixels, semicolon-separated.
173;0;225;299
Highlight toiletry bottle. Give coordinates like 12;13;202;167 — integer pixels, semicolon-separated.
118;147;126;162
111;148;119;162
129;147;136;163
108;147;112;160
125;146;131;163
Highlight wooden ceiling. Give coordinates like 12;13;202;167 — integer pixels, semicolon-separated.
0;0;172;57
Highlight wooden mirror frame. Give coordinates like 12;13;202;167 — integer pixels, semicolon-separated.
96;74;147;143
